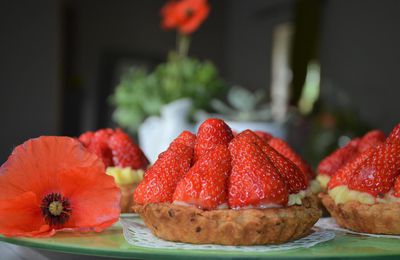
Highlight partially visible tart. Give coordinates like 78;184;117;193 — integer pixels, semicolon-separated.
316;130;385;190
79;128;149;212
133;118;321;245
321;123;400;234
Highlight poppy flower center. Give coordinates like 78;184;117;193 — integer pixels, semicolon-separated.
185;8;194;17
41;193;71;227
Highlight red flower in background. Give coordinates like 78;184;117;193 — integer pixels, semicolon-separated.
0;136;121;237
161;0;210;34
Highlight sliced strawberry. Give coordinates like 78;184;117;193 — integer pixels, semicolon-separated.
347;141;400;197
268;137;315;180
134;142;193;205
254;130;273;142
172;131;196;148
388;123;400;143
317;138;360;177
108;129;149;169
234;130;307;193
228;136;288;208
358;130;386;153
173;145;231;210
328;147;375;189
194;118;234;162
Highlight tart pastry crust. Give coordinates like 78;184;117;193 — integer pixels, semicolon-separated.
320;193;400;234
133;196;321;245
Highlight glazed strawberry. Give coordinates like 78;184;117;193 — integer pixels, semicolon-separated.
388;123;400;143
328;147;376;189
254;131;273;142
358;130;386;153
108;129;149;169
317;138;360;176
134;142;193;205
194;118;234;162
173;145;231;210
173;130;196;148
235;130;307;193
393;175;400;197
347;141;400;197
83;129;113;167
268;137;315;180
78;131;94;147
228;136;288;208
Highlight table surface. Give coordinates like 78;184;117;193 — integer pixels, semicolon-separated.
1;219;400;259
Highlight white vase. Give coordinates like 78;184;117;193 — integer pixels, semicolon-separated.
138;98;195;163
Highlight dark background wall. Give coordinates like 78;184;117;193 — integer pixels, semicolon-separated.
0;0;399;162
0;0;61;160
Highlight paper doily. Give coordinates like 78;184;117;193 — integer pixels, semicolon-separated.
315;217;400;239
121;217;335;252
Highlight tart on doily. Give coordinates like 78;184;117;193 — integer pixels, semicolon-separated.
320;123;400;234
316;130;385;190
133;118;321;245
79;128;149;212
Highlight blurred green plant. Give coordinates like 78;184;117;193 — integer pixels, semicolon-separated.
210;86;274;122
110;52;227;133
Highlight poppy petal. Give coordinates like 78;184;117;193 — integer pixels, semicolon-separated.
0;192;54;237
58;167;121;231
0;136;120;237
0;136;103;200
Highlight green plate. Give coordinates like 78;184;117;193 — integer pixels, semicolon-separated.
1;216;400;259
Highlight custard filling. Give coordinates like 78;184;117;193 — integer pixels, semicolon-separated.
329;185;400;205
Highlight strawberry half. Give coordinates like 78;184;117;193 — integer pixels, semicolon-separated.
228;135;288;208
328;147;375;189
254;131;273;142
388;123;400;143
172;130;196;148
393;175;400;197
78;131;94;147
347;141;400;197
358;130;386;153
134;142;193;205
268;137;315;180
109;129;149;169
317;138;360;177
173;144;231;210
194;118;234;162
235;130;307;193
84;129;113;167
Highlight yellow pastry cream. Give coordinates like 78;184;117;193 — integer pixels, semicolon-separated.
329;185;400;205
288;180;321;206
106;167;144;186
316;174;330;190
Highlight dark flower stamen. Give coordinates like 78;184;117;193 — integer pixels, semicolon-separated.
185;8;194;17
41;193;71;227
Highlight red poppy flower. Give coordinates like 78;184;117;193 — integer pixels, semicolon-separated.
161;0;210;34
0;136;121;237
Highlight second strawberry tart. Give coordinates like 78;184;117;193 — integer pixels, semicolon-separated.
133;118;321;245
320;123;400;234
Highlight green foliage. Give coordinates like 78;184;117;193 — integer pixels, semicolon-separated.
211;86;273;122
110;52;227;133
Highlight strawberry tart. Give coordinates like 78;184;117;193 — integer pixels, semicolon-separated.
79;128;149;212
316;130;386;190
320;123;400;234
133;118;321;245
